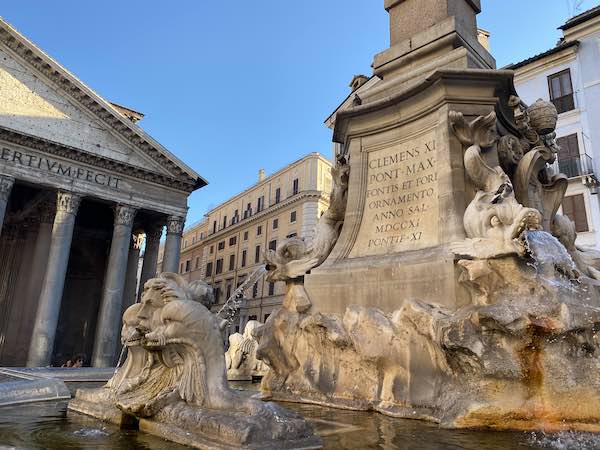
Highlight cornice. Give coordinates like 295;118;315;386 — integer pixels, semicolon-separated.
513;47;579;84
0;21;206;190
203;153;332;215
0;125;197;192
179;190;328;254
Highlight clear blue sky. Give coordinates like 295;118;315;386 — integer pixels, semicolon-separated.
1;0;598;226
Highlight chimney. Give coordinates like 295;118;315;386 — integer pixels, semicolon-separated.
258;169;266;182
477;28;491;51
350;75;369;92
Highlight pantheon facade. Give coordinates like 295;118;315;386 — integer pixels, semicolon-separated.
0;19;206;368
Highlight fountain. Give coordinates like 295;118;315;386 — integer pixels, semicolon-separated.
68;273;320;449
252;0;600;435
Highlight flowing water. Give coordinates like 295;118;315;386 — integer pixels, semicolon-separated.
0;382;598;449
523;230;580;283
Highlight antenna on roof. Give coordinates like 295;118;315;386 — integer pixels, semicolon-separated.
566;0;586;17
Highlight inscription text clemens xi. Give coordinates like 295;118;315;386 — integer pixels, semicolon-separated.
352;131;439;257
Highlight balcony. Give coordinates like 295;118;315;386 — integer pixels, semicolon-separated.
550;154;599;193
555;154;594;179
551;94;575;115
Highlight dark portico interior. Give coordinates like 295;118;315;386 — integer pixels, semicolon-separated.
0;181;165;367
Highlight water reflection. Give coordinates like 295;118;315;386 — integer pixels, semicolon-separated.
0;388;598;449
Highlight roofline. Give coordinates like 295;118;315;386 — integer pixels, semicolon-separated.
0;16;207;190
503;41;579;71
559;6;600;30
204;152;332;216
324;75;378;125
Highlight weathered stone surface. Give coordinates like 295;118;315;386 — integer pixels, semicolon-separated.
226;320;269;381
257;254;600;431
68;273;319;449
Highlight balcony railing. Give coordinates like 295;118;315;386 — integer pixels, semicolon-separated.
551;94;575;115
552;154;594;179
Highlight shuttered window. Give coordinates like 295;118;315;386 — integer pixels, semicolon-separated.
548;69;575;114
562;194;588;232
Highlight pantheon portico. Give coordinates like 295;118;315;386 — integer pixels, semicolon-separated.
0;19;206;368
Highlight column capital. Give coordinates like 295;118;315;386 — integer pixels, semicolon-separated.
114;204;137;226
132;231;145;250
145;222;164;242
56;191;82;215
166;215;185;235
38;200;57;224
0;175;15;202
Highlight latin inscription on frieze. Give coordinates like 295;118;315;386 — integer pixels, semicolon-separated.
0;146;122;189
350;130;439;257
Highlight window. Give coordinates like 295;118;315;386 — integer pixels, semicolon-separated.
275;187;281;204
272;218;279;230
268;282;275;296
229;254;235;271
214;283;222;303
255;245;261;263
216;258;223;274
548;69;575;114
206;262;213;277
269;239;277;251
244;202;252;219
210;245;214;254
192;236;196;244
287;232;297;238
257;225;262;236
252;283;258;298
195;257;200;269
243;231;248;241
218;241;225;251
290;211;296;223
226;281;232;299
185;260;190;272
557;134;582;177
264;313;270;322
212;221;217;234
292;178;299;195
229;236;237;246
562;194;588;232
248;315;258;321
222;215;227;229
241;249;247;268
184;240;188;248
232;209;239;224
257;195;265;212
180;263;184;274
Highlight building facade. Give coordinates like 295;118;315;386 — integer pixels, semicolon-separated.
0;19;206;367
507;7;600;249
161;153;332;334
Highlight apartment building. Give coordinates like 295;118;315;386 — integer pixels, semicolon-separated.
159;152;333;333
507;6;600;249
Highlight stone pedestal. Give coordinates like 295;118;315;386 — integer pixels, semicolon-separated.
307;70;517;314
28;191;81;367
92;205;137;368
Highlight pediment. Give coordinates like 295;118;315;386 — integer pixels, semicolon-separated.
0;18;206;191
0;47;173;176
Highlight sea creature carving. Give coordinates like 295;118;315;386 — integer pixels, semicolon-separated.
69;273;318;448
449;111;541;259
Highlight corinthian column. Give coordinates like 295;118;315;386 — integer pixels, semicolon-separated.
162;215;185;273
138;222;163;298
27;191;81;367
92;204;137;368
0;175;15;239
122;231;145;312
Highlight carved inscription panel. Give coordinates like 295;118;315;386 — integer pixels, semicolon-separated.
350;129;439;257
